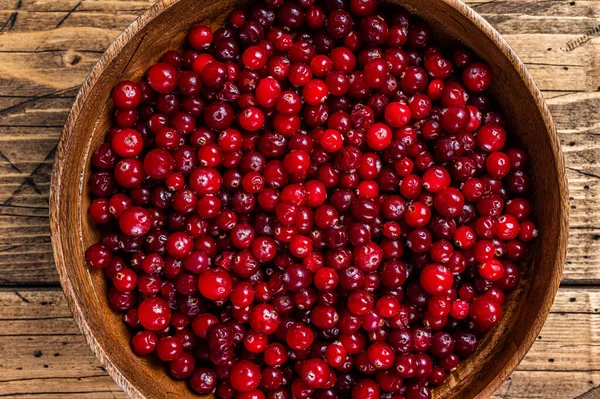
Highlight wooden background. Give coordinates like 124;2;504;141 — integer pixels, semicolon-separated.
0;0;599;397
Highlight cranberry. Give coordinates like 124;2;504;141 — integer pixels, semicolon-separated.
198;268;233;301
420;264;453;295
138;297;171;330
156;336;183;362
85;243;112;269
250;304;280;334
146;63;178;93
169;352;196;380
326;10;353;38
463;62;492;93
470;296;502;329
300;358;330;388
131;330;157;355
230;360;261;392
286;322;315;350
352;379;380;399
112;81;142;109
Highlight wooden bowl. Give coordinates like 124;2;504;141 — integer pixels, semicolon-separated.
50;0;569;398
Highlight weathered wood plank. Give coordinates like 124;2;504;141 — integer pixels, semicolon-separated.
0;287;597;398
1;2;600;95
0;0;599;35
0;36;597;96
491;371;600;399
0;0;597;398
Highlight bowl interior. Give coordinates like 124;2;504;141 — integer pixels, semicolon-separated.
51;0;568;398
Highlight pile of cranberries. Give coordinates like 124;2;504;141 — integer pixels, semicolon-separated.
85;0;537;397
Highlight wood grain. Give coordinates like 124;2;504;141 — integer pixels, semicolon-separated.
0;287;597;398
0;0;594;398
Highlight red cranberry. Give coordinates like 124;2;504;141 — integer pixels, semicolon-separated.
138;297;171;330
463;62;492;93
470;296;502;329
420;264;453;295
352;379;380;399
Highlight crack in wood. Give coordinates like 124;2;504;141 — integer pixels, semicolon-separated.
0;86;80;116
0;49;104;54
0;245;22;253
0;0;21;33
449;14;468;34
54;1;82;29
563;24;600;52
13;291;30;303
576;384;600;398
566;166;600;180
470;1;495;9
2;143;56;207
1;203;51;210
0;211;49;218
0;124;64;128
120;31;149;76
0;390;121;397
499;375;514;399
0;12;17;32
0;374;109;384
0;316;71;321
527;62;583;68
0;150;21;173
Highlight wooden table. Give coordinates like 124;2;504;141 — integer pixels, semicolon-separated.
0;0;598;397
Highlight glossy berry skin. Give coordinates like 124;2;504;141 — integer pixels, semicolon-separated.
352;379;380;399
144;149;175;179
188;25;213;49
169;352;195;380
250;304;280;335
198;269;233;301
476;124;506;152
112;81;142;109
243;46;268;70
463;62;492;93
230;360;261;392
119;206;152;237
131;331;158;355
479;259;505;281
137;297;171;331
147;63;178;93
85;244;112;269
112;268;137;292
384;102;411;127
367;342;395;369
300;358;330;388
325;341;348;367
157;336;183;362
420;264;453;295
470;297;502;329
367;123;392;151
286;322;315;350
320;129;344;152
189;368;217;394
422;166;450;193
434;187;464;218
303;79;329;105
